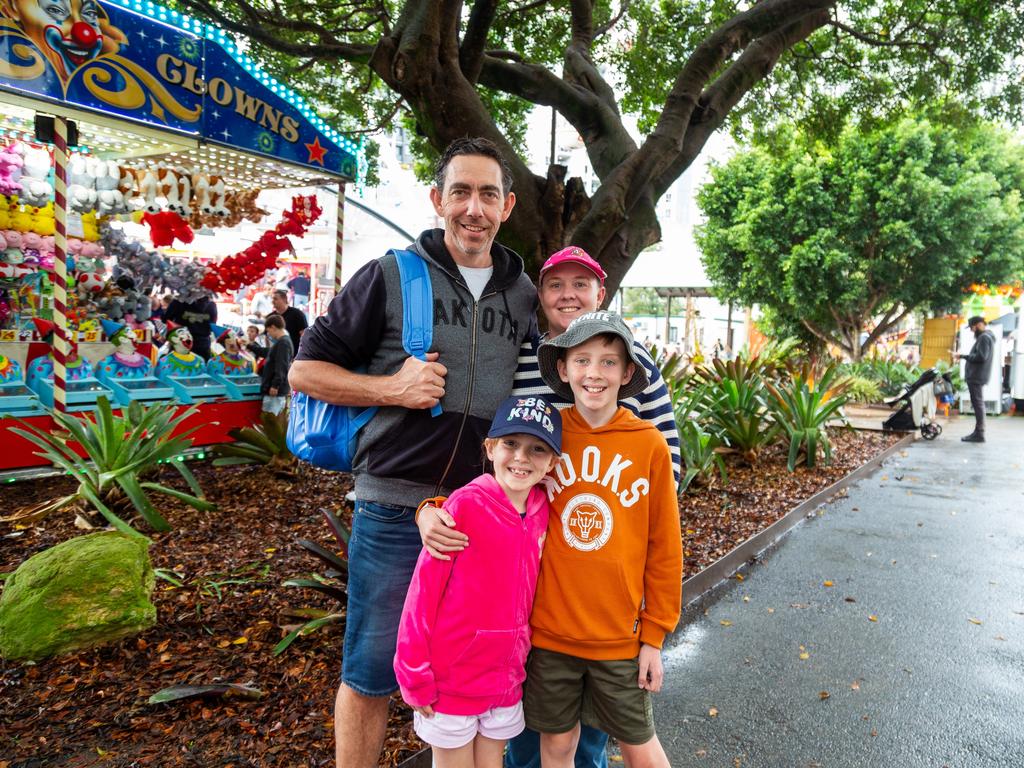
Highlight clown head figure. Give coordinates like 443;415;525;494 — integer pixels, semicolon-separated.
220;329;240;356
2;0;127;84
166;323;193;355
101;317;135;356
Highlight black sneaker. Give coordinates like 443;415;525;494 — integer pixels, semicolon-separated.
961;433;986;443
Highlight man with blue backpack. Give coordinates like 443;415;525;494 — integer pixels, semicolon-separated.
289;137;538;768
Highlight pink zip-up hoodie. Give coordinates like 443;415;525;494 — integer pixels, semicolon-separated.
394;473;550;715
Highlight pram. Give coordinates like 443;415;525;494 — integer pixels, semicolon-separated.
882;368;949;440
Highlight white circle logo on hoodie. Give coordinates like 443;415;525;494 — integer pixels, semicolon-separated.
561;493;613;551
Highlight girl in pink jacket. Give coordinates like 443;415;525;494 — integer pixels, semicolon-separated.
395;395;562;767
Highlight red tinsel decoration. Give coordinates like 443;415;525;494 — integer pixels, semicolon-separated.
200;195;323;293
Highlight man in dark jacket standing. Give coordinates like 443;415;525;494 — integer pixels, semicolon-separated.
260;314;292;415
959;315;997;443
289;137;537;768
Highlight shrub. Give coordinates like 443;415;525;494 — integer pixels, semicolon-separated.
843;375;884;403
842;356;920;397
4;397;213;538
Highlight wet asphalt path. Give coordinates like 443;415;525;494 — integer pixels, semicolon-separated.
657;417;1024;768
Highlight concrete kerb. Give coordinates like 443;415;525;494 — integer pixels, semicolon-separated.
395;430;917;767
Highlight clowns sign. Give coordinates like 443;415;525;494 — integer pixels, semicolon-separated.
0;0;359;178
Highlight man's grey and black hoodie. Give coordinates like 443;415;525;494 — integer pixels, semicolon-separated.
296;229;538;508
964;328;997;384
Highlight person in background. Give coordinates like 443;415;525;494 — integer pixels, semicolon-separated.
272;289;308;351
164;293;217;361
250;283;274;320
288;269;311;311
958;315;997;443
260;313;292;415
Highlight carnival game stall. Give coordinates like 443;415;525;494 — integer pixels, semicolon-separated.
0;0;360;471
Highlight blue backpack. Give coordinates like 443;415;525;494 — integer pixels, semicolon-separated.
286;249;442;470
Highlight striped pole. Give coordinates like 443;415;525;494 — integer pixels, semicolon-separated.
52;118;70;413
334;181;345;296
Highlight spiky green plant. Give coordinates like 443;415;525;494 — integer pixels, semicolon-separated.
211;409;297;477
692;357;781;464
843;375;884;404
766;362;852;471
4;397;213;538
678;421;728;493
274;507;350;656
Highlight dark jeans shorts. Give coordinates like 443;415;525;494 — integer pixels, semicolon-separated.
341;499;422;696
523;648;655;746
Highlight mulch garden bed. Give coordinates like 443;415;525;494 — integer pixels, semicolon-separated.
0;427;901;767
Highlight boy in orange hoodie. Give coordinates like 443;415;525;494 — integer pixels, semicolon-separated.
527;311;682;768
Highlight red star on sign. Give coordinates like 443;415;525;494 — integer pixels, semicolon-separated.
305;136;327;165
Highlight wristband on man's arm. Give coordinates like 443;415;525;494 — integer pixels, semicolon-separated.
415;496;448;522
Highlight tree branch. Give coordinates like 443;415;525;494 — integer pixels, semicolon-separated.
594;0;631;41
828;17;935;51
178;0;376;63
479;56;635;179
863;304;914;350
802;318;847;354
654;6;831;197
460;0;499;83
569;0;594;50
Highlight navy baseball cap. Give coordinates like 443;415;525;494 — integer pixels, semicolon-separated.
488;395;562;454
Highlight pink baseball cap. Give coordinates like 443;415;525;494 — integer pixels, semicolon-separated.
539;246;606;284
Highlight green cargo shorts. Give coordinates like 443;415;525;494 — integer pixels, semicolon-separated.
522;647;655;746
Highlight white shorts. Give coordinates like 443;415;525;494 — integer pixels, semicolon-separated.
413;701;525;749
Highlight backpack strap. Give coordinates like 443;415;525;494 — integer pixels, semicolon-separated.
391;249;442;417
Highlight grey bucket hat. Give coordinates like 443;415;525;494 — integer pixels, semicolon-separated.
538;311;649;402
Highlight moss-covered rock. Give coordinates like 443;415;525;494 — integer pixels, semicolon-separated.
0;531;156;661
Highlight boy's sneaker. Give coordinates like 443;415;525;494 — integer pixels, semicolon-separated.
961;433;985;443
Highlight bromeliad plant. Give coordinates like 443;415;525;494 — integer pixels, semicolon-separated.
766;362;852;471
274;506;351;656
3;397;213;538
692;356;781;464
211;410;298;478
678;421;728;493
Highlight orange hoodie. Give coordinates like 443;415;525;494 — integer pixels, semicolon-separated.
530;406;682;660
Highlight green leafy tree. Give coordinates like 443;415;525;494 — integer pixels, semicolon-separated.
696;118;1024;360
621;287;663;316
179;0;1024;291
